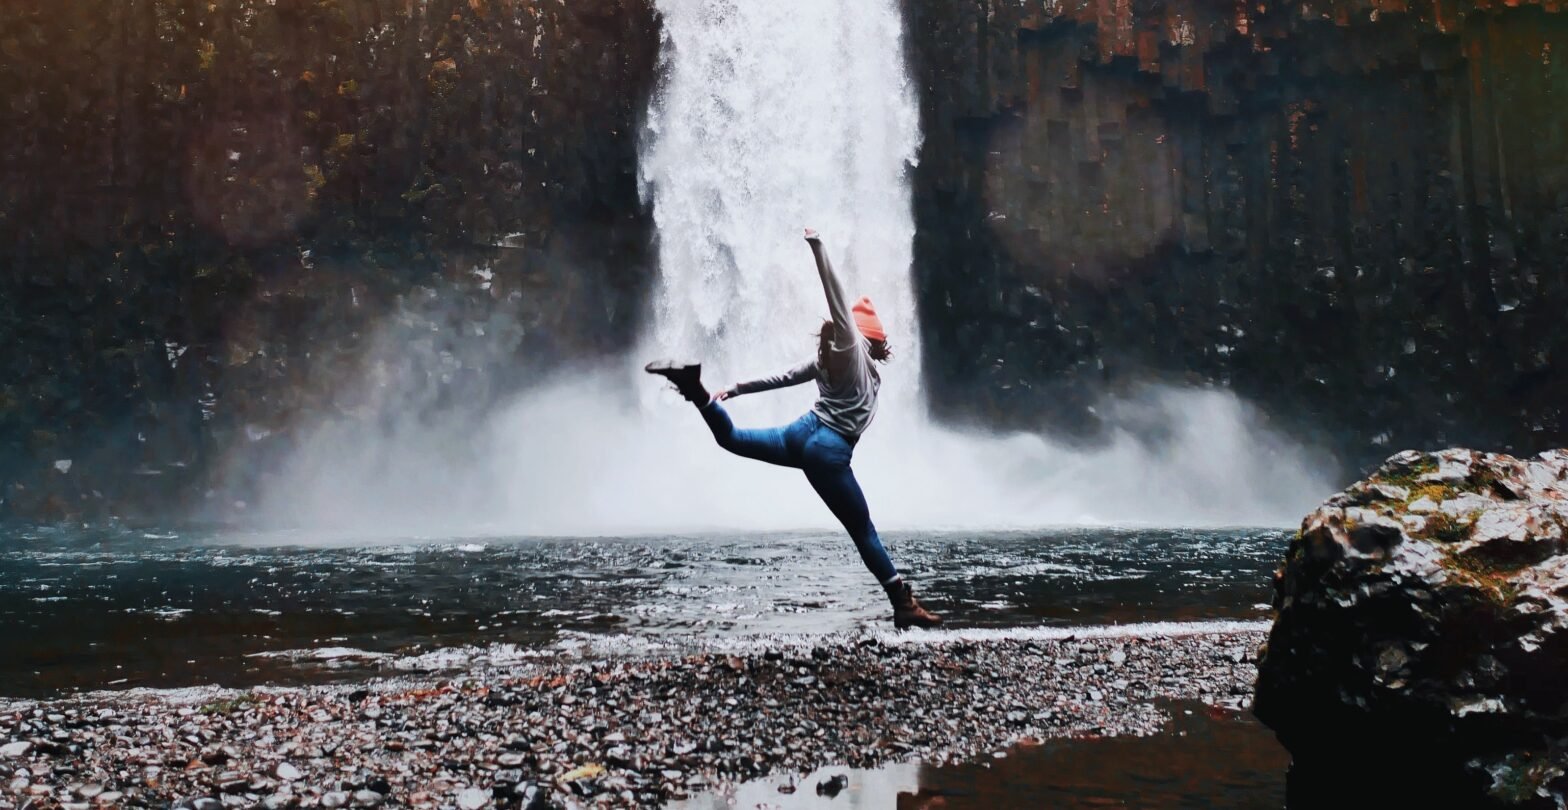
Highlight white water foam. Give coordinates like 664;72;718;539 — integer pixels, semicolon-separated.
867;619;1271;646
383;619;1269;675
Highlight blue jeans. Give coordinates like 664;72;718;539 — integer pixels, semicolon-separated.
698;402;900;585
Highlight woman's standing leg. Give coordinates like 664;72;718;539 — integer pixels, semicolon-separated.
799;426;940;627
799;446;899;584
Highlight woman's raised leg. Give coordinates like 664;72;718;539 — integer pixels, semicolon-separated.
697;401;800;468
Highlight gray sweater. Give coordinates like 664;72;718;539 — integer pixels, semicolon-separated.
729;238;880;439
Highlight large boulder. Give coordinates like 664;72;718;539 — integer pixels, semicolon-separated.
1256;448;1568;807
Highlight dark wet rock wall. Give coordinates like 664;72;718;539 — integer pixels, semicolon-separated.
0;0;658;519
905;0;1568;472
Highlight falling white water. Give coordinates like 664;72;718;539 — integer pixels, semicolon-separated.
253;0;1335;538
638;0;922;419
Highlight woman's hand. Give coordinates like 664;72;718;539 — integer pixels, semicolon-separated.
803;227;820;243
714;387;737;402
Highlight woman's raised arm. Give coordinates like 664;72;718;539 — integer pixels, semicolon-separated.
804;229;856;344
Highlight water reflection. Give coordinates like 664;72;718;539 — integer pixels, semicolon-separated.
682;704;1286;809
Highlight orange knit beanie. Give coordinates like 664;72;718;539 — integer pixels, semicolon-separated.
853;297;886;341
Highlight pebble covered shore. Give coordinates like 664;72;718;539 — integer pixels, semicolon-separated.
0;629;1264;809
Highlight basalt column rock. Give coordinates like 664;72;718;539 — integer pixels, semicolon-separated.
1255;448;1568;807
905;0;1568;468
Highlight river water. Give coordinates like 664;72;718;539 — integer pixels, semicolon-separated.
0;526;1284;698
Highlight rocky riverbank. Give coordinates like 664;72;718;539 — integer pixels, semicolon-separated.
0;628;1262;809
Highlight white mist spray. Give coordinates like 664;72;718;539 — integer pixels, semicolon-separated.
255;0;1333;538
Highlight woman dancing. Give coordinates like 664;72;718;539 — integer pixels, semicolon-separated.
646;228;941;629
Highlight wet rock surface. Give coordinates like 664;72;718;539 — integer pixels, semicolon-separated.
1256;448;1568;807
0;631;1259;809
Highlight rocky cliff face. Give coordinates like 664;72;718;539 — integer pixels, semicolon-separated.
0;0;658;520
1255;447;1568;806
905;0;1568;469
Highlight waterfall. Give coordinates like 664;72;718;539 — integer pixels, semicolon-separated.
612;0;1330;530
637;0;922;421
255;1;1334;537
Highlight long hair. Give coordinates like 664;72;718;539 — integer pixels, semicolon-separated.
818;321;892;371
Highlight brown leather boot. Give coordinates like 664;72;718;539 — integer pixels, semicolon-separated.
644;360;710;404
885;580;942;629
